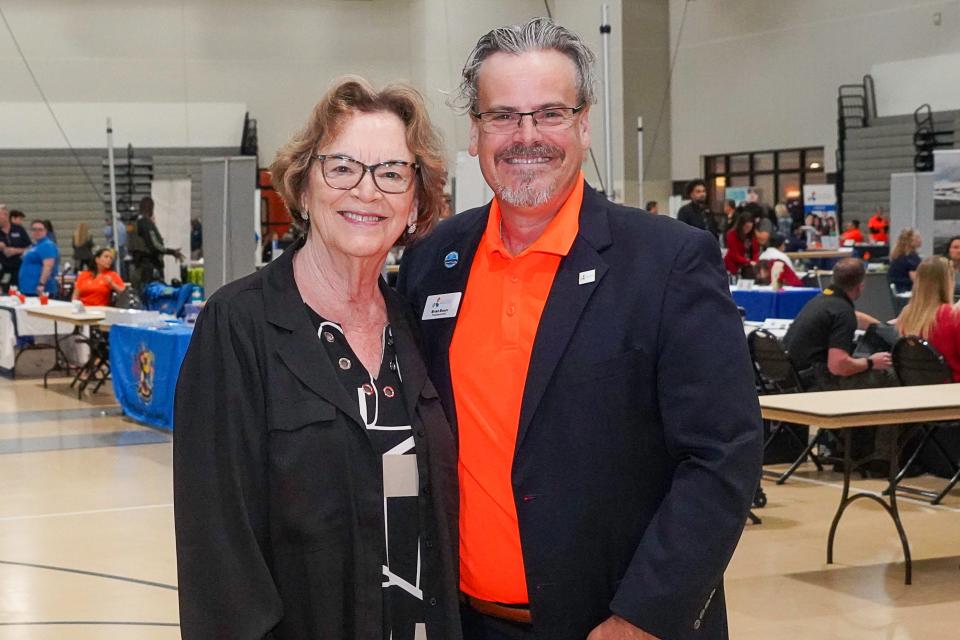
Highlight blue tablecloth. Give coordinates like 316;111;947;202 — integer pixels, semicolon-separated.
109;322;194;430
731;287;820;322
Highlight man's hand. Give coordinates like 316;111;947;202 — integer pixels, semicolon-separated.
172;248;186;261
587;615;660;640
869;351;892;370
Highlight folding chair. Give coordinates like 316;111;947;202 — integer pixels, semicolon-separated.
748;329;840;484
888;281;910;314
887;336;960;504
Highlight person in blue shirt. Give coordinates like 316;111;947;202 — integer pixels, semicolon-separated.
888;227;923;293
18;219;60;296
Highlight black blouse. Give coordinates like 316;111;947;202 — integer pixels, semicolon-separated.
306;307;425;640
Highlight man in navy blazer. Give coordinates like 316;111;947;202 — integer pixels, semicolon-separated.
398;18;762;640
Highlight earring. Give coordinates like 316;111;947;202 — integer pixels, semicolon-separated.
407;222;417;234
300;209;309;221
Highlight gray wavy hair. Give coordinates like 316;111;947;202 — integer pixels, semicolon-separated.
453;16;597;113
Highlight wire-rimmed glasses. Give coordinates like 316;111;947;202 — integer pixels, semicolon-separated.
471;104;586;133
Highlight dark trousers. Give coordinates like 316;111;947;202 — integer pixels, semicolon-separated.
813;364;899;463
461;604;535;640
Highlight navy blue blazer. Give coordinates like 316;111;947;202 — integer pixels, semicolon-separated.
397;184;763;640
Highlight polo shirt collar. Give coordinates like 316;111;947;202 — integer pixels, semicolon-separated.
824;285;854;307
484;171;584;259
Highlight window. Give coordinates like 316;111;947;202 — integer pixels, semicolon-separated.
703;146;827;211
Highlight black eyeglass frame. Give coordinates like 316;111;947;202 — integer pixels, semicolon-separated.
312;154;420;194
470;103;587;131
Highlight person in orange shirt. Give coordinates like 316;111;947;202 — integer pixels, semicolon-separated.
839;219;864;245
399;17;761;640
867;208;889;243
72;248;125;306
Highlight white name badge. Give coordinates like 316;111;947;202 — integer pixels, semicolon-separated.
422;292;462;320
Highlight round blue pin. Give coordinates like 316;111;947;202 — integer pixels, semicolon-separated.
444;251;459;269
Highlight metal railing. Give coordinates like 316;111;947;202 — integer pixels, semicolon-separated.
913;103;954;172
836;75;875;219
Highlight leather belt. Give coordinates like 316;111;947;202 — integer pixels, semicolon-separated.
463;593;532;624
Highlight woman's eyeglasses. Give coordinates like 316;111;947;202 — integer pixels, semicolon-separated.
313;154;418;194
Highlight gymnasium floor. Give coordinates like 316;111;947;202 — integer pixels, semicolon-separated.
0;376;958;639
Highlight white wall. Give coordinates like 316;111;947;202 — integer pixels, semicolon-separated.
669;0;960;179
0;0;623;198
872;53;960;115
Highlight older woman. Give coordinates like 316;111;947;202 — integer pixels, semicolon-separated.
174;78;460;640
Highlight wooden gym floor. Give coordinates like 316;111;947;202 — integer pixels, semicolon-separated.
0;375;958;638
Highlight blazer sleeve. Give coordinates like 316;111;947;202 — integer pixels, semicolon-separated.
173;299;282;639
609;230;763;638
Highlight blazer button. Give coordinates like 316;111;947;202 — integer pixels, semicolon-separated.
421;485;431;495
424;538;434;549
416;429;425;438
429;597;438;606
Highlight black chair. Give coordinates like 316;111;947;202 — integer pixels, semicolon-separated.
748;329;840;484
888;336;960;504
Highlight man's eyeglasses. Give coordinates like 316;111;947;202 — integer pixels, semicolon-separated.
471;104;586;133
313;154;418;194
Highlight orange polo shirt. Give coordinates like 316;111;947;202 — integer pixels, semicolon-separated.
449;174;584;603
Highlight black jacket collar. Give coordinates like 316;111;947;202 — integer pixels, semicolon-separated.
261;237;429;426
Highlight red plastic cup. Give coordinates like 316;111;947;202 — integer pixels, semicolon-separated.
39;292;49;305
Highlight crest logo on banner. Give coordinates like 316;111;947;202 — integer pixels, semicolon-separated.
136;345;156;403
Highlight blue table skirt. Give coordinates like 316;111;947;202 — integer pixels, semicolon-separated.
731;287;820;322
109;322;194;430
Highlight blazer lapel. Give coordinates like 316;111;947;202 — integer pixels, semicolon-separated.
262;244;365;427
416;211;488;432
515;186;612;452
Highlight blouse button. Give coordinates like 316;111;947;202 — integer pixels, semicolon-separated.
338;357;351;370
323;331;335;343
383;386;396;398
362;383;374;396
506;304;516;317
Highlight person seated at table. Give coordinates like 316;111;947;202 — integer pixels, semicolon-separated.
724;207;760;275
784;258;896;470
840;219;864;245
72;248;125;307
759;232;804;286
896;256;960;381
889;228;923;293
18;219;59;297
785;221;807;252
784;258;890;388
941;235;960;296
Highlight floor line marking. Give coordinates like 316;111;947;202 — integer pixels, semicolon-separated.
0;560;178;591
0;503;174;522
